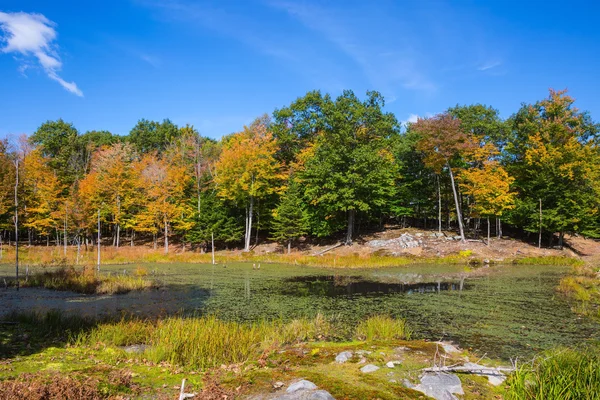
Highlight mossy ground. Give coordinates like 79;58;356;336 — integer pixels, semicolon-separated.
0;327;505;399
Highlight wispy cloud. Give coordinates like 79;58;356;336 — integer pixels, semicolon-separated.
478;60;501;71
0;11;82;96
268;1;436;96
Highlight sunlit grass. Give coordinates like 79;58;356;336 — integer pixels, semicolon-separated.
0;244;543;269
20;265;155;294
558;264;600;318
506;347;600;399
512;256;584;266
355;315;412;341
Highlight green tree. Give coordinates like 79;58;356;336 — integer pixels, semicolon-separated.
128;119;180;155
271;90;329;165
185;190;244;248
270;177;310;253
507;89;600;245
298;90;399;244
29;119;83;186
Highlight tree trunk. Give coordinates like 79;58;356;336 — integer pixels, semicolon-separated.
447;163;465;242
538;199;542;249
14;159;19;290
487;217;491;247
437;175;442;234
345;209;355;245
288;239;291;255
130;230;134;247
245;196;254;252
63;205;67;256
164;217;169;254
211;231;215;265
116;223;120;248
559;231;564;249
97;209;101;272
496;218;501;238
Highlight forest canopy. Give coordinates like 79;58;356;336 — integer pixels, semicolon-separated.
1;88;598;253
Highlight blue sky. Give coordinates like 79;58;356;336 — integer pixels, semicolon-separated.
1;0;599;140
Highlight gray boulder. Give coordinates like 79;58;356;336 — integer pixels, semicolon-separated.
413;373;464;400
287;380;318;393
335;351;353;363
360;364;380;373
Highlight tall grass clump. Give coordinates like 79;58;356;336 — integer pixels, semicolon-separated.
21;266;155;294
558;264;600;318
355;315;412;341
506;347;600;400
81;314;334;369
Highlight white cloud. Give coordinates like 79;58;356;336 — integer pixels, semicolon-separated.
0;11;83;96
405;114;419;124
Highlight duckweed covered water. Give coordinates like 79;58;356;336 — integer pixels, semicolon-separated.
0;262;598;359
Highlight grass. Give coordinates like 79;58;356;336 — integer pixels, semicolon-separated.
81;313;335;369
511;256;584;266
505;346;600;399
355;315;412;341
0;244;500;270
558;264;600;318
19;265;155;294
4;311;408;371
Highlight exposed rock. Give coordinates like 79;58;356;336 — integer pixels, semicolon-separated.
273;389;335;400
413;373;464;400
402;379;415;389
120;344;149;354
273;381;285;389
386;361;395;368
287;380;318;393
355;350;372;355
367;233;421;249
335;351;353;364
360;364;380;373
435;341;460;354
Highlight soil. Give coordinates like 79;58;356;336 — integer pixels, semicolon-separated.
249;227;600;262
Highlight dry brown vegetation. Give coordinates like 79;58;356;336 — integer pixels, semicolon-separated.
0;370;136;400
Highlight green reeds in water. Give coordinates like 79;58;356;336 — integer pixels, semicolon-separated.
355;315;412;341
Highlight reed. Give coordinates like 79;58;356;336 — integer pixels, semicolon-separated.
21;265;155;294
506;347;600;399
355;315;412;341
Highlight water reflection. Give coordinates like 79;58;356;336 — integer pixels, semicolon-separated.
283;275;469;297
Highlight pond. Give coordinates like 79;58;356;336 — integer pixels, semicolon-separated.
0;262;598;360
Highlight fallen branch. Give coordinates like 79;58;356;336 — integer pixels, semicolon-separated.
422;365;514;375
312;242;344;256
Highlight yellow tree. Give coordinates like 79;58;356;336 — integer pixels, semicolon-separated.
134;153;191;253
22;149;64;245
459;151;515;246
80;143;137;247
214;116;283;251
0;140;14;230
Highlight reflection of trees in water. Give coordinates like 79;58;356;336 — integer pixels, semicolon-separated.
284;275;468;297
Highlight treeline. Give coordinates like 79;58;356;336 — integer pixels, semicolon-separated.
0;88;598;253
